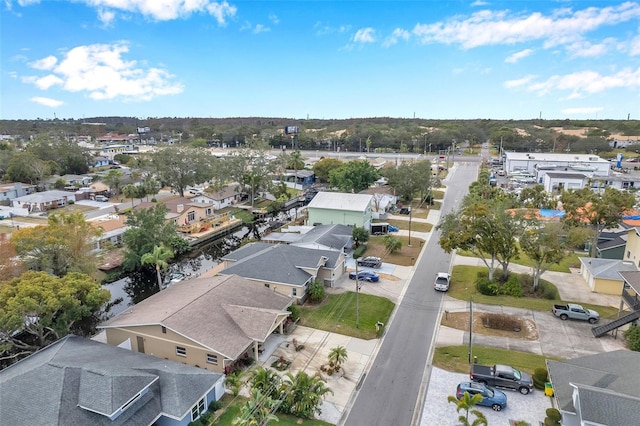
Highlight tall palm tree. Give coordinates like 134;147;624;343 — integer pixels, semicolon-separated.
141;245;174;290
280;371;333;419
327;345;348;371
447;391;487;426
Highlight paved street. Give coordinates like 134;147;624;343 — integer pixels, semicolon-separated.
342;161;479;426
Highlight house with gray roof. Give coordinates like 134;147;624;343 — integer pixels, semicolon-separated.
262;224;353;253
0;335;224;426
307;191;373;229
547;350;640;426
99;274;292;373
11;189;77;213
220;242;346;300
579;257;637;295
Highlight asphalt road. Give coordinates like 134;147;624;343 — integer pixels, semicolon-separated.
342;161;479;426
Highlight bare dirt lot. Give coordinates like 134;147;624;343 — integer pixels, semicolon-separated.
440;312;539;341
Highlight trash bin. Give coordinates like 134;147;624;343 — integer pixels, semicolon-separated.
545;382;554;397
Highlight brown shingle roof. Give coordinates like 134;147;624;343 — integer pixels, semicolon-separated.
100;275;292;359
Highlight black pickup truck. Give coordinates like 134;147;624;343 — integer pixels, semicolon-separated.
470;364;534;395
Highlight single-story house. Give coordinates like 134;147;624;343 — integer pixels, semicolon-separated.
0;182;35;203
360;187;398;219
282;170;316;187
579;257;637;295
91;214;129;250
99;275;293;373
0;335;225;426
291;224;353;252
11;190;76;213
45;174;94;189
547;350;640;426
136;197;217;226
91;156;111;168
220;242;346;300
307;191;373;229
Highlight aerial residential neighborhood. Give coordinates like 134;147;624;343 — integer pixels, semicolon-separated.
2;119;640;426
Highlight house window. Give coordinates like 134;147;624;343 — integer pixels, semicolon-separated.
628;250;631;259
206;208;212;215
188;211;195;222
191;397;206;421
176;346;187;357
206;354;218;365
292;288;297;296
161;326;166;334
264;283;270;288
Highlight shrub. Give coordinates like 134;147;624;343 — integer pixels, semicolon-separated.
499;275;523;297
538;281;559;300
307;279;325;303
481;313;522;331
208;400;222;412
188;419;203;426
200;412;212;423
288;304;301;322
476;277;498;296
624;325;640;351
533;368;549;390
353;244;367;258
546;408;562;422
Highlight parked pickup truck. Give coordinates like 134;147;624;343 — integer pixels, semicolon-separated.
470;364;534;395
552;303;599;324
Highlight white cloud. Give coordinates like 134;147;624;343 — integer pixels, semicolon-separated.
353;27;375;43
504;75;536;88
562;107;603;115
565;37;618;58
30;97;63;107
505;48;533;63
81;0;237;24
33;74;64;90
632;34;640;55
507;67;640;97
268;13;279;25
314;22;350;36
29;55;57;70
253;24;270;34
471;0;488;6
382;28;410;47
411;3;640;50
24;42;183;101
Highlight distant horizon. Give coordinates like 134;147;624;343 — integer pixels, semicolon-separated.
2;1;640;121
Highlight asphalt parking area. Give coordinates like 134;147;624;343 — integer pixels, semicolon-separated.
421;367;552;426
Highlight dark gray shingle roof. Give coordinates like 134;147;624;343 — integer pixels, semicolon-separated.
0;335;222;426
221;243;341;286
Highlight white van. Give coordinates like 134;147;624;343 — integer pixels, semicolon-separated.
95;195;109;202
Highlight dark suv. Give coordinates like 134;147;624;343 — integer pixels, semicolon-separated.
357;256;382;268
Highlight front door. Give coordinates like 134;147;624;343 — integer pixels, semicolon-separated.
136;336;145;353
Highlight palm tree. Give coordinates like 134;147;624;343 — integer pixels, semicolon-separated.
280;371;333;419
250;366;282;395
447;391;487;426
327;345;348;371
232;388;280;426
141;244;174;290
122;184;138;208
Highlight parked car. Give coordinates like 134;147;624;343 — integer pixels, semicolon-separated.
552;303;599;323
357;256;382;268
399;207;411;215
94;195;109;202
455;382;507;411
348;271;380;282
434;272;451;291
470;364;534;395
388;225;399;232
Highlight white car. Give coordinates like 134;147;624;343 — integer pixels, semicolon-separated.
434;272;451;291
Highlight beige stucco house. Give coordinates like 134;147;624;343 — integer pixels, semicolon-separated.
99;275;293;374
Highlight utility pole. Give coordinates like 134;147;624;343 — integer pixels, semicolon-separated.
408;208;412;246
468;297;473;364
355;260;360;328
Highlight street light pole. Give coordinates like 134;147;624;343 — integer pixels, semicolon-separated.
355;261;360;328
408;208;412;247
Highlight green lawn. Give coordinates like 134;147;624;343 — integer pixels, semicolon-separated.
433;345;562;376
373;218;433;233
299;292;395;340
455;250;585;273
214;395;332;425
449;265;619;317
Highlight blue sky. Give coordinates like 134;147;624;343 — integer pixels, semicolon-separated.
2;1;640;121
